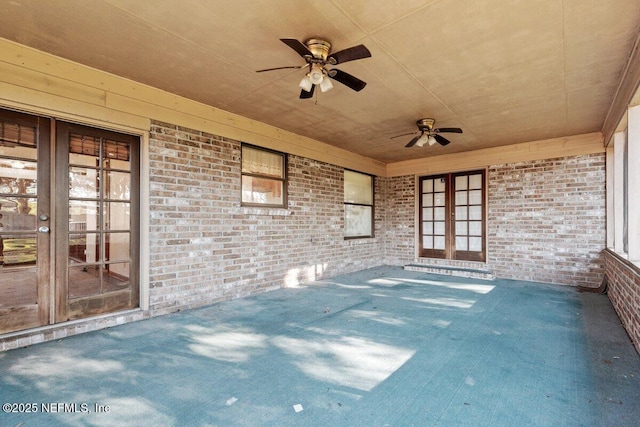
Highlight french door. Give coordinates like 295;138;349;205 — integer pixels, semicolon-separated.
0;110;51;333
0;108;139;334
419;170;486;262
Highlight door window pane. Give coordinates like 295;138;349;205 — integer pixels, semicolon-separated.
455;206;467;220
69;265;100;298
422;222;433;235
456;221;468;235
434;192;446;206
469;205;483;220
455;191;467;205
456;236;468;251
69;200;99;231
106;171;131;200
104;202;130;231
69;167;99;199
470;237;483;251
0;121;36;147
106;263;130;288
105;233;130;262
0;160;37;194
469;190;483;205
0;197;37;231
469;174;483;189
1;235;37;266
469;221;483;236
455;175;467;190
69;233;99;263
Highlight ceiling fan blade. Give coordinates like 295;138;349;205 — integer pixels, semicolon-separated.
256;65;306;73
434;134;451;146
280;38;313;58
328;44;371;65
434;127;463;133
300;84;315;99
327;69;367;91
405;134;422;148
391;131;417;140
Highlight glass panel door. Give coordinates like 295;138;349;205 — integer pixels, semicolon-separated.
0;110;51;334
56;122;139;322
419;170;486;262
419;174;448;259
453;171;486;261
0;109;140;334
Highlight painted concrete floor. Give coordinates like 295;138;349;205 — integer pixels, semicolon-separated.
1;266;639;427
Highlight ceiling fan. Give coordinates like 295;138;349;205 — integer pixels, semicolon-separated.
394;118;463;148
256;38;371;99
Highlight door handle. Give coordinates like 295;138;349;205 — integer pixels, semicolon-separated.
38;226;50;233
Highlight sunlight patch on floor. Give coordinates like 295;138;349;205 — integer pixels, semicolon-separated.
367;278;402;286
401;296;476;309
272;335;415;391
284;263;328;287
392;277;495;294
349;309;407;326
334;283;372;289
8;352;124;379
185;324;268;363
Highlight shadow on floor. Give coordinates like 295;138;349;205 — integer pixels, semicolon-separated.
1;266;639;426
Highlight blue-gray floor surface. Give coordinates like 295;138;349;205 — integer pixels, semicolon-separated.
1;266;639;427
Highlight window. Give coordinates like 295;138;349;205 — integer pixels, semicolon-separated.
241;144;287;207
609;104;640;262
344;170;374;238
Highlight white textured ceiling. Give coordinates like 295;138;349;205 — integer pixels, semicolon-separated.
1;0;639;163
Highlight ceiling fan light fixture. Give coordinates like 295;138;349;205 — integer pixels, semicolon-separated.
415;133;430;147
319;76;333;92
428;136;437;146
299;75;313;92
308;64;324;85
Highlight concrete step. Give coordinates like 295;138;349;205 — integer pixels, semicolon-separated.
404;263;496;281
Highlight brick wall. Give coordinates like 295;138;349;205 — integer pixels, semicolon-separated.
148;120;385;315
383;175;416;265
382;153;606;287
488;154;606;287
603;250;640;354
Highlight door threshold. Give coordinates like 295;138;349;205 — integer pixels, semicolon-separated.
1;308;145;350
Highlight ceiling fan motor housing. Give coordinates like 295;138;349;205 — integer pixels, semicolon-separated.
417;118;435;132
305;39;331;61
